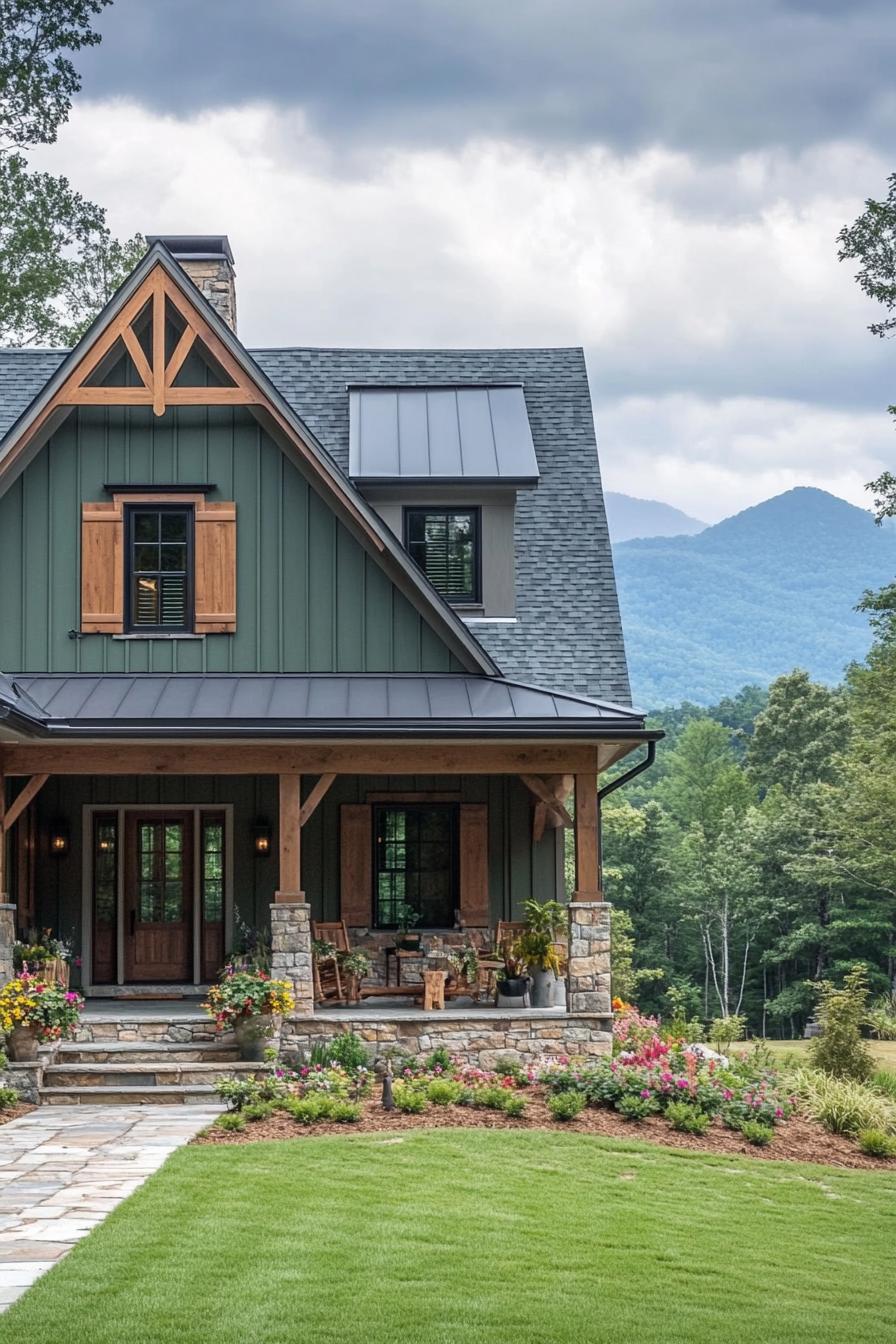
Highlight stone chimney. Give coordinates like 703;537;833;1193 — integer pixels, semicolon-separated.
147;234;237;332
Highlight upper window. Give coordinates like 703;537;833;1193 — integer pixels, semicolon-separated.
126;505;193;632
404;508;480;604
374;804;457;929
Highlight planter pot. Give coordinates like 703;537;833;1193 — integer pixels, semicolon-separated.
233;1014;274;1062
497;976;529;998
529;967;558;1009
8;1024;40;1062
398;936;421;952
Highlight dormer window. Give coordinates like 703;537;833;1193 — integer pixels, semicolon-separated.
126;506;193;632
405;507;480;605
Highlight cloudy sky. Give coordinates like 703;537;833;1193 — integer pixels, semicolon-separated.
30;0;896;521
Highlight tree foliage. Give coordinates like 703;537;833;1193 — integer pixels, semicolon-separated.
0;0;144;346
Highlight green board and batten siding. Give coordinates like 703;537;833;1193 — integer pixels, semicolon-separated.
30;775;560;963
0;405;463;674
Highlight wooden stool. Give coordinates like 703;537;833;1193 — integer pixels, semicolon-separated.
422;969;446;1010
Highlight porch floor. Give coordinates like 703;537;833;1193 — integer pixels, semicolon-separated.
80;998;571;1023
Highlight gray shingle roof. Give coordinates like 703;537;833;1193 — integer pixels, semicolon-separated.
0;342;632;703
348;385;539;483
6;673;649;739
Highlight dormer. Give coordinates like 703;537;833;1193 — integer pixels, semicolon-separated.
348;384;539;619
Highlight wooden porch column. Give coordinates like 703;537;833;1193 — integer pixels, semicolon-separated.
277;773;302;899
0;767;5;897
573;771;601;899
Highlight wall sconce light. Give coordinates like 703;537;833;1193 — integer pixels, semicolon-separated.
253;822;272;857
49;822;70;858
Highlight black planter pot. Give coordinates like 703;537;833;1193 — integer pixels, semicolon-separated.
497;976;529;997
399;936;422;952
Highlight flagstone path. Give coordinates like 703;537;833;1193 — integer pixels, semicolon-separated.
0;1104;220;1313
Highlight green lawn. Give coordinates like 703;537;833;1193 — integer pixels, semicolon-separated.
2;1130;895;1344
749;1038;896;1067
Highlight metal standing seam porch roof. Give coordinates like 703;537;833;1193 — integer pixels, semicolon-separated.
348;385;540;483
0;673;652;740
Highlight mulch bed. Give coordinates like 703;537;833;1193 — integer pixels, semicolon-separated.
193;1091;895;1170
0;1102;36;1125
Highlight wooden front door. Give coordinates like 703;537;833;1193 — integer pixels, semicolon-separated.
125;813;193;981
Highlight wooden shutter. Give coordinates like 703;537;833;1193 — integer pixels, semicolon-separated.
340;804;373;928
195;501;236;633
81;502;124;633
459;803;490;927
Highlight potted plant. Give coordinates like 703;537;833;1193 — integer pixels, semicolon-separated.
445;944;480;993
203;965;295;1060
518;898;568;1007
0;971;84;1060
339;950;372;1004
394;902;422;952
13;928;72;988
496;938;530;999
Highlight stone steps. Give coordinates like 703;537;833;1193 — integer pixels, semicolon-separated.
40;1084;222;1106
57;1041;241;1065
43;1060;265;1089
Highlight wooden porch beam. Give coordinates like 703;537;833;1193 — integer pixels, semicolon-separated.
0;743;601;778
519;774;574;827
573;771;601;899
299;773;336;828
278;773;301;898
2;774;49;833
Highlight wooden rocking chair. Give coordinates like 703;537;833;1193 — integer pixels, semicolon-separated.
311;920;348;1004
310;919;423;1002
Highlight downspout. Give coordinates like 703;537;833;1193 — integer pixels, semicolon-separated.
595;740;658;892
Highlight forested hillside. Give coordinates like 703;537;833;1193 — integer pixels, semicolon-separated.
602;660;896;1037
614;488;896;705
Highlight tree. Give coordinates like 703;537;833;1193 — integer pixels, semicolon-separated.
747;670;850;794
0;0;143;345
656;718;753;838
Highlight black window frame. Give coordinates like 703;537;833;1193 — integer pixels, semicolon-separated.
403;506;482;606
124;503;195;634
373;802;459;930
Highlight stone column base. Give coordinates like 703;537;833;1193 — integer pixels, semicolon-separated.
270;899;314;1018
567;900;611;1015
0;902;15;987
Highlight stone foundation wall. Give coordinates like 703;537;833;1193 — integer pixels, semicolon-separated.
280;1013;612;1069
0;1059;46;1104
270;901;314;1016
568;901;611;1016
75;1017;227;1044
0;902;15;986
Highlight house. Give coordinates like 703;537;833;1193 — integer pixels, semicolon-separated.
0;237;658;1081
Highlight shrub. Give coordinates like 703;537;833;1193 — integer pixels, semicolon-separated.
242;1101;275;1122
793;1069;896;1137
392;1082;427;1114
502;1093;527;1118
739;1120;774;1147
327;1031;369;1073
215;1074;285;1110
427;1079;463;1106
858;1129;896;1158
665;1101;710;1135
709;1014;746;1056
0;1085;19;1110
871;1070;896;1103
616;1093;657;1122
283;1093;359;1125
214;1112;246;1132
865;993;896;1041
808;965;874;1082
329;1101;362;1124
548;1091;585;1122
424;1047;454;1074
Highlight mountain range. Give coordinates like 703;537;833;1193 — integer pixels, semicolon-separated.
612;487;896;707
604;492;706;542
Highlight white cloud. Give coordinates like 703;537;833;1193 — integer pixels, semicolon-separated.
28;99;895;520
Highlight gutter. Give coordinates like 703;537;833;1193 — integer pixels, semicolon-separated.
31;721;663;743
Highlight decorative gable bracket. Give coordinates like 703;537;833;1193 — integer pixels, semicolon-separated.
57;266;262;416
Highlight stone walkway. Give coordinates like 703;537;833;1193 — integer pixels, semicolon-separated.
0;1105;220;1313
